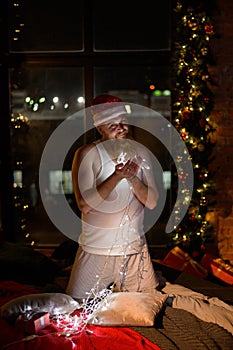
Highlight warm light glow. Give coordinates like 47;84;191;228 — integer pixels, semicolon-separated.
77;96;85;104
53;96;59;103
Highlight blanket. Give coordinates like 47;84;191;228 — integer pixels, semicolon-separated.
132;273;233;350
132;307;233;350
0;280;161;350
0;279;233;350
163;282;233;335
0;319;162;350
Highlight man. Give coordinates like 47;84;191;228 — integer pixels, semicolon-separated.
66;94;160;300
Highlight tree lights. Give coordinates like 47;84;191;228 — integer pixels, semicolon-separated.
171;1;218;251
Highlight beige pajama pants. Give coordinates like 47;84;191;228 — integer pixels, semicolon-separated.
66;245;159;300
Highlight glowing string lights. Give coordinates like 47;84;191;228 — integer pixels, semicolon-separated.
171;1;217;246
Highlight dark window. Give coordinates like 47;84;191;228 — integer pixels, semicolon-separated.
0;0;173;246
9;1;84;52
93;0;171;51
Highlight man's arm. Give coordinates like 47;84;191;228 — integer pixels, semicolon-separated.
128;174;158;210
72;144;123;214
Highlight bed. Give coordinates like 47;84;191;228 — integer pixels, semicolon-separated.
0;241;233;350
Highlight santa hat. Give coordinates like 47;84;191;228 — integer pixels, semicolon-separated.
91;94;127;127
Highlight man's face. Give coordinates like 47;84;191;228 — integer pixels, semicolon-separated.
97;115;129;140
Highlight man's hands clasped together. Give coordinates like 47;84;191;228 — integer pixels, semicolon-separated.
115;156;142;181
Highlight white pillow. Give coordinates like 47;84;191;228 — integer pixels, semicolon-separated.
88;291;168;326
0;293;79;323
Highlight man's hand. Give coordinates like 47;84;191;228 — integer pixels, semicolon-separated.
115;157;140;180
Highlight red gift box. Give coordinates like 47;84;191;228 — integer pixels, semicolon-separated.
17;312;50;334
201;253;233;285
160;246;208;279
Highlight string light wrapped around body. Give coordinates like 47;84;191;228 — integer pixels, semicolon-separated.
51;174;147;336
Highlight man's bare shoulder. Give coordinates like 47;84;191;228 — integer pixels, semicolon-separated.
74;142;98;160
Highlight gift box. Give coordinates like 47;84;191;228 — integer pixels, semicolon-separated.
201;253;233;285
160;246;208;279
17;312;50;334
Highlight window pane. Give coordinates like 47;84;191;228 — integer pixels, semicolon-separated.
11;67;84;119
94;65;171;114
93;0;171;51
9;1;84;52
10;67;84;245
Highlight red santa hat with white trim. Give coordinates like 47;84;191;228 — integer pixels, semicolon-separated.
91;94;127;127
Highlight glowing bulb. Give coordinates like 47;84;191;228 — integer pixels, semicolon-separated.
38;97;46;103
77;96;85;104
33;103;39;111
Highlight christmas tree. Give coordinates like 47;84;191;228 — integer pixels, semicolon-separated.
170;0;218;256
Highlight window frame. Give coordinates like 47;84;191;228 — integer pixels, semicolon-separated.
0;0;174;243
